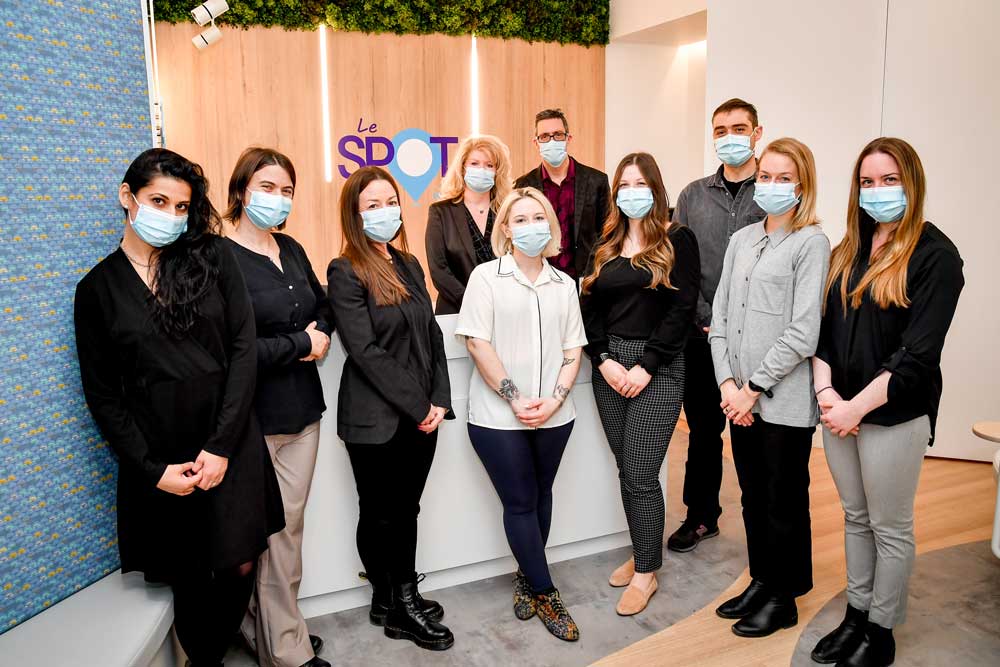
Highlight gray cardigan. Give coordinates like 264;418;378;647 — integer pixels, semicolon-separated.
709;220;831;428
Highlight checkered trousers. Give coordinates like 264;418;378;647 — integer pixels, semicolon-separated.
592;335;685;572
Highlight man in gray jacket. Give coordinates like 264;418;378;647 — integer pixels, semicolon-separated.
668;98;766;553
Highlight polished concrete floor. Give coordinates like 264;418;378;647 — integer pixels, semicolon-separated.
792;540;1000;667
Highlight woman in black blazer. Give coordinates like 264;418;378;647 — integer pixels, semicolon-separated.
425;134;512;314
327;166;455;652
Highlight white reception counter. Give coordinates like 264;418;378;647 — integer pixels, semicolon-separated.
296;315;665;619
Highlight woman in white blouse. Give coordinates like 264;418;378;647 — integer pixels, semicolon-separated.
456;187;587;643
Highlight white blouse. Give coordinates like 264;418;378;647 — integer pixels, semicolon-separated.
455;254;588;430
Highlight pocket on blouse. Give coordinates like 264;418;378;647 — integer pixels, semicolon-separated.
749;272;790;315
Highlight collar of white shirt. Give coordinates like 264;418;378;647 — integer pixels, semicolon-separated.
496;253;565;288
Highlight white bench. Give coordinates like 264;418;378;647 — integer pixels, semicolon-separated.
0;570;178;667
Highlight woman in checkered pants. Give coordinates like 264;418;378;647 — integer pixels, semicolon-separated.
580;152;700;616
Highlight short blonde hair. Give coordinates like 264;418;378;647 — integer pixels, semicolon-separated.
758;137;820;233
491;187;562;258
438;134;513;212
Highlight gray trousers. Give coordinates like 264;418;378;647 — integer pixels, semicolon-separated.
823;415;930;627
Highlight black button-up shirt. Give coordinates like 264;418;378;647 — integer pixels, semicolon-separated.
816;220;964;442
226;234;333;435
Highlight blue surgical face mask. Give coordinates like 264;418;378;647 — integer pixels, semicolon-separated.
511;221;552;258
715;133;754;167
128;193;188;247
539;140;568;167
244;189;292;230
616;187;655;219
464;166;495;193
859;186;907;223
753;181;801;216
360;206;402;243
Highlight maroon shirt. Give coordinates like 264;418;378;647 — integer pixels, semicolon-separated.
541;158;577;277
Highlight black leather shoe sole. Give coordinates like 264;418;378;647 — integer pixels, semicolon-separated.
384;626;455;651
731;613;798;638
667;526;720;553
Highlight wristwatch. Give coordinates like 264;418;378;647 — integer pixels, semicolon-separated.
747;380;773;398
596;352;613;366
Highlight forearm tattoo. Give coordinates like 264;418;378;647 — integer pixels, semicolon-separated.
561;356;575;367
553;384;570;403
496;378;520;402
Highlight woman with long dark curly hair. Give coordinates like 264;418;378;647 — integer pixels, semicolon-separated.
74;148;285;667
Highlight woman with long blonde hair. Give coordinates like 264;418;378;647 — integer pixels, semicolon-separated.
708;138;830;638
425;134;513;314
327;166;455;652
580;152;700;616
810;138;963;667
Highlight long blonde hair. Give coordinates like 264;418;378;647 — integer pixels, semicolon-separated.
581;152;674;294
758;137;820;233
438;134;512;212
827;137;926;310
490;188;562;258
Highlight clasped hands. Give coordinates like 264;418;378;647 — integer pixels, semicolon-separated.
156;449;229;496
817;387;861;436
598;359;652;398
720;379;758;427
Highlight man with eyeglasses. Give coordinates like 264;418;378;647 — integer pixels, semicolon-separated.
514;108;610;280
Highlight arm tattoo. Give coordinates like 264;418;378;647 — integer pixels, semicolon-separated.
561;356;575;367
496;378;520;402
553;384;570;403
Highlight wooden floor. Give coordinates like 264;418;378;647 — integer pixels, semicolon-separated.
596;425;997;667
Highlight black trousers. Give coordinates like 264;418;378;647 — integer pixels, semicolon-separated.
346;423;438;584
681;334;726;527
172;563;256;667
730;418;814;597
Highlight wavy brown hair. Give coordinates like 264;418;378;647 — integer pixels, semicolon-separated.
338;166;412;306
581;152;675;294
223;146;296;228
827;137;926;310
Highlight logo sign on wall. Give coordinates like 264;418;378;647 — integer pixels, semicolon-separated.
339;119;458;201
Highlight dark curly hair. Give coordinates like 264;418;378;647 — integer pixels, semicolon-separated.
122;148;221;338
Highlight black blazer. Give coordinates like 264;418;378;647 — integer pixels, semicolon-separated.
425;199;483;315
514;157;611;278
327;247;454;445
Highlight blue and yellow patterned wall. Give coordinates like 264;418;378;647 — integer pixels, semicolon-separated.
0;1;151;631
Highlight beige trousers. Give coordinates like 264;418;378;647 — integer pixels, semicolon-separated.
241;421;321;667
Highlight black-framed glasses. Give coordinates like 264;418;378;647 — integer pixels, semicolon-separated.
536;131;568;143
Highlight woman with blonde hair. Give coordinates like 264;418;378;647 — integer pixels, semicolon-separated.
456;187;587;641
425;134;513;313
709;137;830;637
327;166;455;651
580;152;700;616
809;138;963;667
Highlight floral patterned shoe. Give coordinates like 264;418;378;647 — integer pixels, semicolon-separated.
534;589;580;641
513;570;536;620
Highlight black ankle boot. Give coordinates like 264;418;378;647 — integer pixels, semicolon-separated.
383;580;454;651
811;604;869;663
716;579;768;619
731;593;797;638
363;571;444;625
837;621;895;667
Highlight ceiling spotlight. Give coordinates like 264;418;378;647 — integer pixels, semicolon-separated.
192;23;222;50
191;0;229;26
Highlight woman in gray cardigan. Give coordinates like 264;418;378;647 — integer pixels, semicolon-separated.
708;138;830;638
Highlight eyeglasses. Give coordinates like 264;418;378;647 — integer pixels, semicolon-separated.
536;131;568;143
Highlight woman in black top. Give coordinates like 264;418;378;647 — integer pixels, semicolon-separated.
580;152;700;616
223;148;332;667
425;134;513;314
327;166;454;651
810;138;963;667
74;148;284;667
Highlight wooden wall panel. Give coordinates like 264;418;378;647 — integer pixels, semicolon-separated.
154;24;605;283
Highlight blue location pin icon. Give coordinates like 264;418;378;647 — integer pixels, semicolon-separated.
387;128;441;201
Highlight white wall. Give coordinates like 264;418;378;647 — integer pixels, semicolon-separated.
610;0;706;40
705;0;999;461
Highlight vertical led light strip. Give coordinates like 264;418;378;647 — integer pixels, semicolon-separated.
319;24;333;182
470;34;480;136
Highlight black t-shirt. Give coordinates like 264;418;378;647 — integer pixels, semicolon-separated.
581;224;701;372
723;174;752;199
815;220;964;442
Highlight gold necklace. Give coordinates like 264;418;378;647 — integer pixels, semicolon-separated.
121;244;152;268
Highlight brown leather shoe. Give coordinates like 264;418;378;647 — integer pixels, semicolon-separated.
608;556;635;587
616;575;658;616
